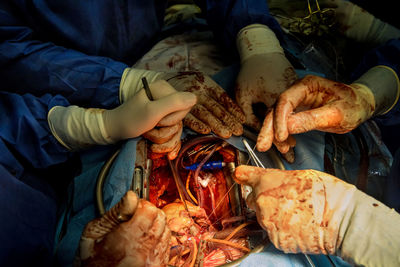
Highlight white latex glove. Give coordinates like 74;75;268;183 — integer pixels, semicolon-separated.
121;68;245;138
48;80;196;159
235;24;297;155
236;24;297;130
120;69;196;159
256;65;400;153
234;165;400;266
75;191;170;267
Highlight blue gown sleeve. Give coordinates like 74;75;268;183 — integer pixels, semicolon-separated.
351;39;400;126
200;0;283;52
0;3;127;109
0;91;72;169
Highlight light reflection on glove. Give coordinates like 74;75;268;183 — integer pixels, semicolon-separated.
76;191;171;267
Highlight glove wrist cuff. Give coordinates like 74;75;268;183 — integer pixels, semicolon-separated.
338;190;400;266
119;68;163;103
236;24;283;63
48;106;115;151
352;65;400;116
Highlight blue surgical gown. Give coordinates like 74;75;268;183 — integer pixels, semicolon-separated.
0;0;281;266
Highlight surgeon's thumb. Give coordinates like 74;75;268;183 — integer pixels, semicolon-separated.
82;191;139;240
234;165;264;187
107;190;139;222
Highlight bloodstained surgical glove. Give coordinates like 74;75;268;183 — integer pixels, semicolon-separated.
164;72;246;138
257;66;400;153
75;191;171;267
234;165;400;266
48;80;196;159
235;24;297;156
120;68;245;139
235;24;297;130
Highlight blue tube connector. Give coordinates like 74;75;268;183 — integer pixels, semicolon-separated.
184;161;226;171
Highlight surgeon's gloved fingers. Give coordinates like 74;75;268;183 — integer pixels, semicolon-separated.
146;205;167;242
287;104;344;134
127;200;161;238
198;94;243;136
107;190;139;223
149;221;171;266
190;104;232;138
143;124;180;144
150;122;182;154
281;147;295;164
236;90;261;130
257;110;274;152
274;83;309;142
157;108;191;127
245;191;257;211
167;141;181;160
81;191;139;240
205;83;246;124
105;90;196;141
148;79;176;99
149;92;197;122
234;165;267;187
273;135;297;154
183;113;211;135
273;139;290;154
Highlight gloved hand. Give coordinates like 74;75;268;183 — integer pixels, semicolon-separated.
331;0;400;46
75;191;171;267
234;165;400;266
235;24;297;131
120;69;245;139
267;0;400;45
48;80;196;159
235;24;297;156
165;71;245;138
257;66;400;153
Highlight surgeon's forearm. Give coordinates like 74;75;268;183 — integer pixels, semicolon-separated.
337;190;400;266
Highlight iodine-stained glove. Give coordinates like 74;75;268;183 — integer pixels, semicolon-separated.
236;24;297;156
164;72;246;138
76;191;171;267
234;165;400;266
48;80;196;159
257;66;400;153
